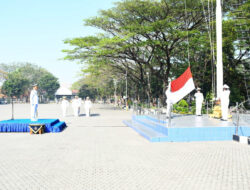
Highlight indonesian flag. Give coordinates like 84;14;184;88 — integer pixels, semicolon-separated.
166;67;195;104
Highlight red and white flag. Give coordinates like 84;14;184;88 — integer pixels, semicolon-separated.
166;67;195;104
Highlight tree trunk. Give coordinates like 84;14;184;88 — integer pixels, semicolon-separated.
160;80;168;106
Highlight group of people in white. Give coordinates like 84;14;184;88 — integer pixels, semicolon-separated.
193;84;230;121
61;96;92;117
29;84;92;121
30;83;230;121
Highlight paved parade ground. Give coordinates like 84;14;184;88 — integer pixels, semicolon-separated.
0;103;250;190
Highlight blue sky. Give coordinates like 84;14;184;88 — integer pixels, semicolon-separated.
0;0;117;84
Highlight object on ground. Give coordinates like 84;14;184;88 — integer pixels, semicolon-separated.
29;124;45;134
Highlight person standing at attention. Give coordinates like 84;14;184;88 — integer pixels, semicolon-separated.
220;84;230;121
84;97;92;117
194;88;204;116
61;96;69;117
30;84;39;121
72;96;81;117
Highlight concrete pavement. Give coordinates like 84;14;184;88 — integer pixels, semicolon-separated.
0;103;249;190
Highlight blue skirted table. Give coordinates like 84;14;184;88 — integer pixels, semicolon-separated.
0;119;66;133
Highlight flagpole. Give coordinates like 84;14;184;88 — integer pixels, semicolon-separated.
216;0;223;98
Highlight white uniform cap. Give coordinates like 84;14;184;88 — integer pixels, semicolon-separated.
197;87;201;90
223;84;229;89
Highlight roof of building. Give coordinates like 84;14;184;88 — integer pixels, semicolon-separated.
55;86;72;96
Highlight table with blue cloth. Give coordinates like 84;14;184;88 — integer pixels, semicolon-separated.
0;119;66;133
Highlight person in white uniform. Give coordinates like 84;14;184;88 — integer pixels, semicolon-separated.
220;84;230;121
30;84;39;121
165;85;172;118
72;96;81;117
194;88;204;116
61;96;69;117
84;97;92;117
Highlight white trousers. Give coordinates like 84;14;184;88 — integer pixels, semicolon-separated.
73;107;80;117
221;103;229;120
62;107;67;117
196;103;202;115
31;104;38;121
85;108;90;117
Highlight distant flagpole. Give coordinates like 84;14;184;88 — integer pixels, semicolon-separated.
216;0;223;98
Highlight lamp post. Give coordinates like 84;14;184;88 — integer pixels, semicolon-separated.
153;66;160;109
146;71;150;108
114;72;128;109
125;69;128;110
113;79;117;107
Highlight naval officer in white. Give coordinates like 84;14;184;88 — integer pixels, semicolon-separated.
61;96;69;117
194;88;204;116
220;84;230;121
84;97;92;117
30;84;39;121
72;96;81;117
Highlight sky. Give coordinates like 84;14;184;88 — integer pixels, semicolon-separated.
0;0;118;85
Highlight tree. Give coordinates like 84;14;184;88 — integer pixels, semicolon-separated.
0;63;61;102
1;71;29;119
63;0;249;106
0;69;7;81
63;0;207;103
0;63;21;73
78;84;97;100
18;63;50;85
38;73;60;101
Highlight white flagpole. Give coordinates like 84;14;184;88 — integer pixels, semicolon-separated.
216;0;223;98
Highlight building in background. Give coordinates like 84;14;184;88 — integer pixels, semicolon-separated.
55;83;73;102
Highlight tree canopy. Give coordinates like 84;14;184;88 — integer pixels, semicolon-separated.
1;71;29;98
63;0;249;106
0;63;60;100
38;73;60;100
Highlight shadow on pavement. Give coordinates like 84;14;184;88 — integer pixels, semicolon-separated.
78;113;100;117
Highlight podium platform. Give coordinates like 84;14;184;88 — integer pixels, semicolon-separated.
0;119;66;133
124;115;250;142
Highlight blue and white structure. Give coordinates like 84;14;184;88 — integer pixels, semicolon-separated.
124;115;250;142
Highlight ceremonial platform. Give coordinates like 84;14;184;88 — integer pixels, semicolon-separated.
0;119;66;133
123;115;250;142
